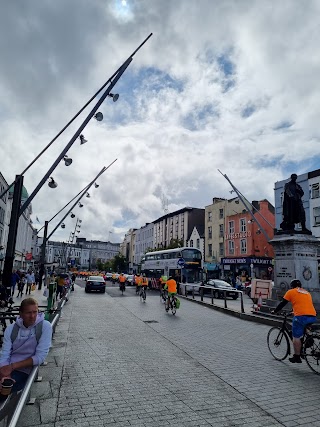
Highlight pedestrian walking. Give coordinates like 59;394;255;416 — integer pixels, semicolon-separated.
25;271;34;295
17;275;26;297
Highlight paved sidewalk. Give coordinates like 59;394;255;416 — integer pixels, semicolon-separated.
15;284;320;427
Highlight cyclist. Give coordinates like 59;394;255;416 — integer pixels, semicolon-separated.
164;276;177;312
135;274;142;294
140;274;148;299
272;279;317;364
159;276;167;302
119;273;126;292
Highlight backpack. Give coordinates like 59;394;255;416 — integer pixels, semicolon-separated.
10;321;43;344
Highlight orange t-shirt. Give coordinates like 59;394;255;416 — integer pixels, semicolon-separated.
119;275;126;283
283;288;316;316
166;278;177;294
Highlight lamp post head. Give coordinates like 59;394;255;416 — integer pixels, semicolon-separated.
78;203;83;208
94;183;99;188
108;93;119;102
63;155;73;166
48;177;58;188
94;112;103;122
79;135;87;145
61;223;66;229
70;213;75;218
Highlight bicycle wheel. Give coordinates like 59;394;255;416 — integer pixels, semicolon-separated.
171;301;176;315
267;327;290;361
304;334;320;374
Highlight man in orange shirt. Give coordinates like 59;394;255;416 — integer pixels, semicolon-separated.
118;273;126;292
164;276;177;312
273;279;317;363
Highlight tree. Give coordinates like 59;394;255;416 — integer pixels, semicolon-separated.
112;254;127;272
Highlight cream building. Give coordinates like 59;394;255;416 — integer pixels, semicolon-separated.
205;197;247;268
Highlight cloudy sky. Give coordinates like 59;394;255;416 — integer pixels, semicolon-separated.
1;0;319;243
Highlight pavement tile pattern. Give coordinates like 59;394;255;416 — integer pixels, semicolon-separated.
14;283;320;426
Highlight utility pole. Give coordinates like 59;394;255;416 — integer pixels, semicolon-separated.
2;175;24;296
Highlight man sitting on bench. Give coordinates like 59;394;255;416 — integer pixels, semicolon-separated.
0;298;52;393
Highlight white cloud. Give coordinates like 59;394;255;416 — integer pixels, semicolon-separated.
1;0;319;243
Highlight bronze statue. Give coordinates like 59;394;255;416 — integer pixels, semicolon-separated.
280;174;311;234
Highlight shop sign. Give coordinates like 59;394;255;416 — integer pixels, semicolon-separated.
225;231;251;240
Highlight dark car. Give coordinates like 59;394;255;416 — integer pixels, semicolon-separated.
203;279;239;300
85;276;106;293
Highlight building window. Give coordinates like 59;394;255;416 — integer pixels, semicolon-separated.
314;207;320;226
190;239;194;247
228;221;235;233
208;226;212;239
240;239;247;254
208;211;212;222
312;183;320;199
208;244;213;257
219;224;224;237
240;218;246;232
196;239;200;249
219;242;224;256
228;241;234;255
219;209;224;219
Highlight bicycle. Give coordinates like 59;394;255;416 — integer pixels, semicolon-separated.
165;294;177;315
267;311;320;374
119;282;125;296
140;286;146;302
160;288;167;304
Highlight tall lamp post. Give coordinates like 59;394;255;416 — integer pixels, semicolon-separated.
38;163;113;289
2;34;151;295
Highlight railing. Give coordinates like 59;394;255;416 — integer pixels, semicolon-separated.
180;283;245;314
0;288;71;427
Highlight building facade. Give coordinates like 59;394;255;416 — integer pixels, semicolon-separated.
153;207;205;249
120;229;136;273
134;223;154;269
204;197;246;274
221;200;275;280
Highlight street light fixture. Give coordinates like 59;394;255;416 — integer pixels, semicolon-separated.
79;135;87;145
63;155;73;166
78;203;83;208
108;93;119;102
61;223;66;229
70;213;75;218
94;112;103;121
94;183;99;188
48;177;58;189
86;192;90;198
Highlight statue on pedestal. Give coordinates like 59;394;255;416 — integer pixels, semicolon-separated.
280;174;311;234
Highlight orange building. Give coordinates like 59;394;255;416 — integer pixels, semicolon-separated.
221;200;275;280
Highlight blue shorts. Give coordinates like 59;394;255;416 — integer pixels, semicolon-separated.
292;315;317;338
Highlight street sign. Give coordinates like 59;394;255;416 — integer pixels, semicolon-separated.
177;258;185;268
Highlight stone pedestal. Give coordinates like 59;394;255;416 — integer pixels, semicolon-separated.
267;233;320;310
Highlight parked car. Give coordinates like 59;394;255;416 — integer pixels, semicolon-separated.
126;275;134;285
203;279;239;300
85;276;106;293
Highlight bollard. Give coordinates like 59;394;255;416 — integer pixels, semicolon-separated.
185;285;188;297
224;290;227;309
211;288;214;305
192;287;195;300
240;291;245;313
200;287;203;302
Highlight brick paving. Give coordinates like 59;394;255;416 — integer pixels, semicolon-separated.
15;283;320;426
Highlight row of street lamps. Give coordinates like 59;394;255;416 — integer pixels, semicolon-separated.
1;33;153;294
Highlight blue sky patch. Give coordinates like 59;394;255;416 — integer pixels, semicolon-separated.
241;105;256;118
273;121;294;131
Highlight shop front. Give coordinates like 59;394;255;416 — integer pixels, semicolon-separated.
221;256;273;282
203;262;220;280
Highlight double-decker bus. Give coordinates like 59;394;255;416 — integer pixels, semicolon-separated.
141;247;203;284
